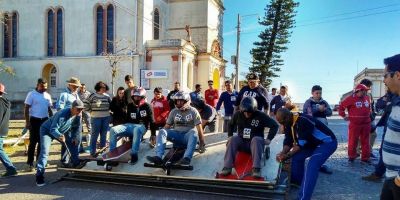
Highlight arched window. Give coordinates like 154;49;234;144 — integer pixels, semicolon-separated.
47;8;63;56
96;4;114;55
47;10;55;56
106;5;114;53
56;9;63;56
153;9;160;40
3;12;18;58
50;66;57;88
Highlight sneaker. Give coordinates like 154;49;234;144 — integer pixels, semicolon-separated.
176;157;191;166
149;136;156;148
252;168;262;178
1;169;18;178
290;181;301;189
129;154;138;165
146;156;163;165
348;158;355;163
362;173;383;182
219;167;232;176
36;175;46;187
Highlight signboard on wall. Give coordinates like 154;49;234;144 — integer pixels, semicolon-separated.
143;70;168;79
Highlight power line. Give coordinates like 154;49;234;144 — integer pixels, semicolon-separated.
297;3;400;24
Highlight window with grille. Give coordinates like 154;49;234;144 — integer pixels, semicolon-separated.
153;9;160;40
47;8;63;56
50;66;57;88
96;4;114;55
3;12;18;58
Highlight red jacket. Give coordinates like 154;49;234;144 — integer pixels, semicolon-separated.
151;96;170;124
339;94;371;125
205;88;219;107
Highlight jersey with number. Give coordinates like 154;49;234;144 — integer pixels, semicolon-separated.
228;110;279;140
166;106;202;132
126;102;153;130
235;85;269;111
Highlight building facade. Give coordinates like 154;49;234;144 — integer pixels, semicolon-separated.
0;0;225;117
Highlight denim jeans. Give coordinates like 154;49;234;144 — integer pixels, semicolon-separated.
37;128;80;176
0;137;16;172
375;130;386;176
109;123;146;155
61;124;82;163
155;128;198;159
90;116;110;155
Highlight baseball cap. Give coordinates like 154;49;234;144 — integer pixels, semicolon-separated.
0;83;6;94
72;99;85;109
354;84;369;92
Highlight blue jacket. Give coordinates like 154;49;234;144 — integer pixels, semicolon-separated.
216;90;238;116
56;88;80;110
41;108;81;139
283;113;337;149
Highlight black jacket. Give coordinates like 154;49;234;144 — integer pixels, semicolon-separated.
126;102;154;130
0;96;11;137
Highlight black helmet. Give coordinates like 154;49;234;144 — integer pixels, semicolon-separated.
191;98;206;110
240;96;258;113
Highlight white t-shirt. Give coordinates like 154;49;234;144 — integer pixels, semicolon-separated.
24;90;52;118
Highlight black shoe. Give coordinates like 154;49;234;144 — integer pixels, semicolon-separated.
1;169;18;177
36;175;46;187
146;156;163;165
129;154;138;165
319;165;333;174
361;160;372;165
348;158;355;163
176;157;191;166
219;167;232;176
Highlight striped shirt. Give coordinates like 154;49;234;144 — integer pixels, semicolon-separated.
84;93;111;118
383;96;400;178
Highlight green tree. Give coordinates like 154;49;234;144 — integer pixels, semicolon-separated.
250;0;298;87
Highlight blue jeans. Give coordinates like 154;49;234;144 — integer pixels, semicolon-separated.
291;140;337;200
0;137;16;172
155;128;198;159
37;128;80;177
109;123;146;155
90;116;110;155
375;130;386;176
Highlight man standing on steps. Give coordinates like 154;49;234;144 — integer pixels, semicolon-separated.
24;78;53;171
235;73;269;115
124;75;138;106
0;83;18;178
205;80;219;108
167;81;180;110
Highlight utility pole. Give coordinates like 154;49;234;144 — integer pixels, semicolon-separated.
235;14;241;91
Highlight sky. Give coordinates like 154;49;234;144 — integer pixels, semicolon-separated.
222;0;400;104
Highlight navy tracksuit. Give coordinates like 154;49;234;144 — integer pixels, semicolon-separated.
284;114;337;200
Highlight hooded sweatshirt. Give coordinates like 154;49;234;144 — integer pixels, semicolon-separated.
303;97;332;118
0;96;11;137
151;96;170;124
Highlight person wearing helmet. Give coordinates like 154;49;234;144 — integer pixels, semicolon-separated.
108;88;154;165
191;97;217;133
219;96;279;178
275;108;337;200
234;73;269;115
338;84;371;163
147;91;206;166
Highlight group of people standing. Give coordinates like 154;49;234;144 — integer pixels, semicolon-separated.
1;54;399;200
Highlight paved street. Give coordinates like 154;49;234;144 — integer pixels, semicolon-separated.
0;117;384;200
